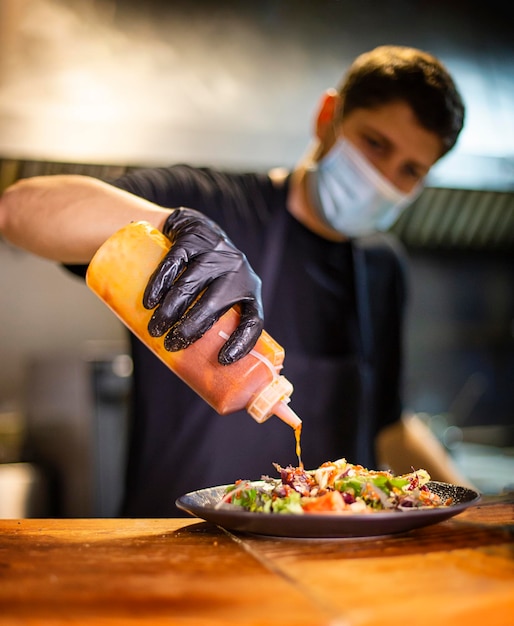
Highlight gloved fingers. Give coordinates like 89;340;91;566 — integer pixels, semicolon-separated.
158;250;263;359
162;283;229;352
143;247;189;309
162;280;263;362
147;207;264;362
144;224;226;310
147;264;215;337
217;300;264;365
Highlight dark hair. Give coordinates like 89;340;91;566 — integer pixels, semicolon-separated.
337;46;465;156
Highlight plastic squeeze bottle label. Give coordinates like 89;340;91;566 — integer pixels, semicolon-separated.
86;221;302;432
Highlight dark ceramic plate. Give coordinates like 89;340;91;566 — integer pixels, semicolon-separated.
176;481;481;538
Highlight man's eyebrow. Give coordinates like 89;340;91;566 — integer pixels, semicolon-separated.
362;125;393;146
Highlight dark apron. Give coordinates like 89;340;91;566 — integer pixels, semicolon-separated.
259;209;375;467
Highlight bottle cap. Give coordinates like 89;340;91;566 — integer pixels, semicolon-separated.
247;375;293;423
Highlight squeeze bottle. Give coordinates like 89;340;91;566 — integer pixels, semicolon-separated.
86;221;302;430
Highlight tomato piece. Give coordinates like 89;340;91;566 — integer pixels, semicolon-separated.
301;491;347;513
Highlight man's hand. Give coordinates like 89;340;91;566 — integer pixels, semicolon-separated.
143;208;264;365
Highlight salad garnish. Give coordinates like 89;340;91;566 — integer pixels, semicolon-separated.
217;458;452;514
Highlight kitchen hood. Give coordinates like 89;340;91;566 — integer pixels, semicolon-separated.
389;150;514;252
391;185;514;253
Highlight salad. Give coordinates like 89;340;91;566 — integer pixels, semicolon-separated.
218;458;452;515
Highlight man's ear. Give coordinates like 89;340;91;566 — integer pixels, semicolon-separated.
314;89;341;141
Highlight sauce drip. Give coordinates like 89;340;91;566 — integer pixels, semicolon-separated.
294;424;303;469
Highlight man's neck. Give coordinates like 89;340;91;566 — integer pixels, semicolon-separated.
284;165;348;243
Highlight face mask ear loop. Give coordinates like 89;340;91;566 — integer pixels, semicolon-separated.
332;88;345;126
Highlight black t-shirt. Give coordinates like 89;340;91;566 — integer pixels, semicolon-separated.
71;164;407;516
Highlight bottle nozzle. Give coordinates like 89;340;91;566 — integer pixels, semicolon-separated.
272;400;302;430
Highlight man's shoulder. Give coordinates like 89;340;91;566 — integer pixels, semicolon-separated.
116;163;264;189
155;164;269;188
111;163;273;211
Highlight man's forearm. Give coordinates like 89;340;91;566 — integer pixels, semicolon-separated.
0;174;172;263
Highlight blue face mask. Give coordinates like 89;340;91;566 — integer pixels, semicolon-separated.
306;138;423;237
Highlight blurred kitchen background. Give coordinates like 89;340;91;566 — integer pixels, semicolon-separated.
0;0;513;517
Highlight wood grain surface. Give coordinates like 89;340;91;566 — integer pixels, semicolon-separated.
0;493;512;626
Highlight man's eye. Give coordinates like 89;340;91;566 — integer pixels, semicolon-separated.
403;165;423;181
365;136;383;151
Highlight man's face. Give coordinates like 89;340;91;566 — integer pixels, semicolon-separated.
290;96;446;242
331;100;444;193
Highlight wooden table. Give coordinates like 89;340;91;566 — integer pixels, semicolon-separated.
1;493;513;626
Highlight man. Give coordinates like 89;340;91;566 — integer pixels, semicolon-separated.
0;46;465;516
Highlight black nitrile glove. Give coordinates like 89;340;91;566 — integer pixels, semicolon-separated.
143;208;264;365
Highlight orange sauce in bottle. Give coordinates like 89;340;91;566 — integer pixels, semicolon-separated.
86;221;302;433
